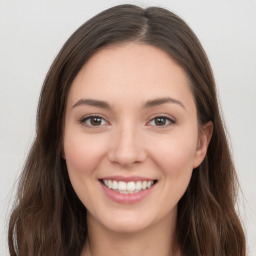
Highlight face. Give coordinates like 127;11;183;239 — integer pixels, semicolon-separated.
63;43;211;234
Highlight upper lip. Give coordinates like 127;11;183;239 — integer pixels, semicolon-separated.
99;176;156;182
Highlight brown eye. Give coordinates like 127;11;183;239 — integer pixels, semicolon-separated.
155;117;167;126
148;116;175;127
81;116;108;127
90;117;103;126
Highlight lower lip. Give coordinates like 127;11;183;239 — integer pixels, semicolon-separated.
100;182;155;204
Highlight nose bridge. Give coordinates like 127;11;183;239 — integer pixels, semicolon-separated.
108;120;146;166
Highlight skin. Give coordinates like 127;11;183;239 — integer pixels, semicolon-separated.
63;42;213;256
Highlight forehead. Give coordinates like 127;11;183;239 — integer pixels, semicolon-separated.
67;42;195;110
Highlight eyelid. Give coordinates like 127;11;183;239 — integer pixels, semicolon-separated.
78;113;175;128
79;114;110;127
146;114;176;127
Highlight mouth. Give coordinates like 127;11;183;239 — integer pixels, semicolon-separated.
99;179;158;194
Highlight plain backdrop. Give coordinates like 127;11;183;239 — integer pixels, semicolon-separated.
0;0;255;255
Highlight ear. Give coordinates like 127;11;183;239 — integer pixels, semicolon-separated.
193;121;213;168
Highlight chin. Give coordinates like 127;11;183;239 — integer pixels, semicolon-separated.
105;220;150;234
98;211;153;234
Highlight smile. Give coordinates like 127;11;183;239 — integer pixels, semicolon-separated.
102;180;156;194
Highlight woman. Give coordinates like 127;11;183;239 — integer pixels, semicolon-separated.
8;4;246;256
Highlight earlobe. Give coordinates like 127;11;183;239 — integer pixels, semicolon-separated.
193;121;213;168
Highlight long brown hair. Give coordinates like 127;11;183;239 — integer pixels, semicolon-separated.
8;4;246;256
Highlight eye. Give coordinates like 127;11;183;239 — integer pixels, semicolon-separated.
79;115;108;127
147;116;175;127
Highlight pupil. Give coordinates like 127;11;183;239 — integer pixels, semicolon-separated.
91;117;101;126
156;117;166;126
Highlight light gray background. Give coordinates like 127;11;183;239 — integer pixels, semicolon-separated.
1;0;255;255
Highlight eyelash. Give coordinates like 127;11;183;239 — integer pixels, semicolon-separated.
79;114;175;128
79;114;109;128
147;115;175;127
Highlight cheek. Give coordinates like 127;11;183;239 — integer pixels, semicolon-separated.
148;128;198;190
63;133;109;208
153;132;197;205
154;134;197;171
64;133;107;176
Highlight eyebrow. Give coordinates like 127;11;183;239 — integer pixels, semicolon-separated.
144;97;185;109
72;98;111;109
72;97;185;110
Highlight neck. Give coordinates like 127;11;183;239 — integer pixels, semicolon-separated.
81;211;180;256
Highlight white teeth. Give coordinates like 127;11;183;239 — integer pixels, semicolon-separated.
147;181;153;188
135;181;142;191
127;182;135;192
107;180;112;189
112;180;118;190
142;181;147;190
118;181;126;191
102;179;155;193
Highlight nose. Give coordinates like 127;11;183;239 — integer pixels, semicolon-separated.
107;123;147;167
